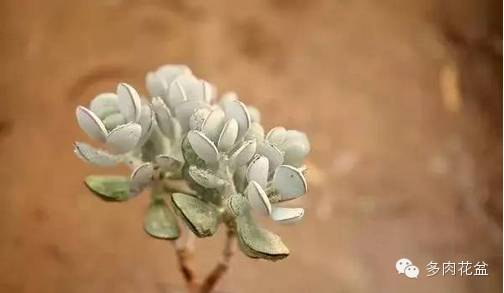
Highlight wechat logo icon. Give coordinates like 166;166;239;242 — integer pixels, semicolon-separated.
396;258;419;279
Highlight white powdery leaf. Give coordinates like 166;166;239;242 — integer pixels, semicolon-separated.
151;97;178;139
157;65;192;86
217;118;238;152
106;123;142;154
271;207;304;224
136;104;155;147
130;162;154;195
174;100;210;132
203;81;216;104
272;165;307;199
280;130;310;167
188;165;225;188
73;142;118;167
201;107;226;142
245;181;272;215
117;83;142;122
230;140;257;167
222;99;251;140
146;72;168;98
89;93;119;119
167;74;208;108
219;91;238;106
151;96;173;117
187;130;219;164
257;142;284;174
246;155;269;188
189;108;211;131
244;122;265;143
247;106;261;123
266;126;287;146
76;106;108;142
102;113;126;131
155;155;183;173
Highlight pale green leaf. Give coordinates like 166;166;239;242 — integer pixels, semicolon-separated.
84;175;131;201
171;193;220;237
144;199;180;240
236;211;289;261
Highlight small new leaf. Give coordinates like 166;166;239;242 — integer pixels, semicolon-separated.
171;193;220;237
84;175;132;201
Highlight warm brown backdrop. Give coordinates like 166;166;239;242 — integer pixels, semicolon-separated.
0;0;501;292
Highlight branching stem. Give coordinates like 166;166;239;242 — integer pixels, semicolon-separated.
172;228;236;293
200;229;236;293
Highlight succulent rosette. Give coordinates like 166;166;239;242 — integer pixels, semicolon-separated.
74;64;310;261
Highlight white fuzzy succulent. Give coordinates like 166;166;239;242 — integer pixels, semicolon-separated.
74;64;311;261
74;83;154;160
184;95;309;224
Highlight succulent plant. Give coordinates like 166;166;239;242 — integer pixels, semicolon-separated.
74;64;310;291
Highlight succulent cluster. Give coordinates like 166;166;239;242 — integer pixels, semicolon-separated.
74;65;310;260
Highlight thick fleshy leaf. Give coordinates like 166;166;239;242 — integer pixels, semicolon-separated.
157;64;192;87
167;74;206;107
181;136;206;167
106;123;142;154
74;142;118;167
236;211;289;260
266;127;287;146
201;108;226;142
247;106;261;123
171;193;220;237
272;165;307;199
227;193;250;216
144;199;180;240
244;122;264;143
271;207;304;224
146;72;168;98
136;104;155;147
245;181;271;215
117;83;141;122
230;140;257;167
246;155;269;188
76;106;108;142
279;130;310;167
174;100;209;132
155;155;183;173
202;81;216;103
233;166;248;193
151;97;180;140
182;164;220;205
222;99;250;139
188;165;225;188
84;175;132;201
151;96;172;117
217;118;238;152
257;142;284;174
89;93;120;119
130;162;154;195
189;108;211;130
219;91;238;106
187;130;218;164
102;113;126;131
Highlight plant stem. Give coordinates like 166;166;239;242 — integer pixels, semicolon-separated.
163;179;197;196
172;231;198;292
199;229;236;293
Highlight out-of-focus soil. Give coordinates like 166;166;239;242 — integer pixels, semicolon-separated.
0;0;501;292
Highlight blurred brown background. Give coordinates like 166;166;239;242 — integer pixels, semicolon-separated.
0;0;502;292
